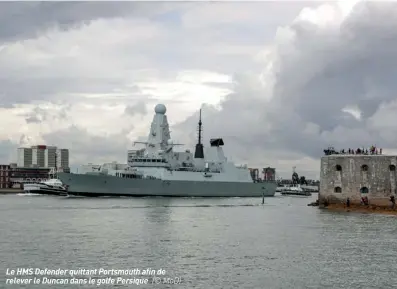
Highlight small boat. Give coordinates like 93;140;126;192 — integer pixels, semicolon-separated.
277;166;313;196
23;179;67;196
279;184;312;196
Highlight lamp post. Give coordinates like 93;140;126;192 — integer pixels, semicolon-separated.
54;150;57;179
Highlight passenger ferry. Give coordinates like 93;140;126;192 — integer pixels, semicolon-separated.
23;179;67;196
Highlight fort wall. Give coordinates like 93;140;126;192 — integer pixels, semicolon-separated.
319;155;397;207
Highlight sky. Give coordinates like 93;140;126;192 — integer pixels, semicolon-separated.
1;0;396;179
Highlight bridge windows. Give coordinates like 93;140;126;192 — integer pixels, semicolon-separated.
334;186;342;193
360;187;369;194
361;164;368;171
335;165;342;171
390;165;396;171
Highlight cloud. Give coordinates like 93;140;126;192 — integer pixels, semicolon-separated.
3;1;397;180
124;101;148;117
0;2;178;43
42;125;133;166
0;140;17;164
174;1;397;178
0;17;168;107
21;106;68;124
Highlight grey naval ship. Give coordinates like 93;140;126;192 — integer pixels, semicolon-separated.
57;104;277;197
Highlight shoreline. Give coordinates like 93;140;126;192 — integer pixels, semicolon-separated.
323;203;397;216
0;189;24;194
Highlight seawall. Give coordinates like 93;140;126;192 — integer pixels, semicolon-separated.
319;154;396;208
0;189;23;194
322;203;397;216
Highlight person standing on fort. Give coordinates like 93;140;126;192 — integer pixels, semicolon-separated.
390;196;395;210
361;196;369;206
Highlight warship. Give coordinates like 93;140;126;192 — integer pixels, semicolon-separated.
57;104;277;197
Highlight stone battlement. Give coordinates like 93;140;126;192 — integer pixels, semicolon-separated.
319;155;397;207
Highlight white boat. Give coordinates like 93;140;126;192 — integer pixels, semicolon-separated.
23;179;67;196
279;184;311;196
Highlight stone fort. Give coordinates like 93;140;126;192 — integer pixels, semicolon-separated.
319;155;397;206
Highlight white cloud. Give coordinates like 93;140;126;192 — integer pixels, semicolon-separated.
0;17;165;80
174;0;397;179
2;1;397;180
342;105;362;121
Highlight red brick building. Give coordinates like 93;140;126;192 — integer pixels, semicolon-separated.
0;165;11;188
0;164;52;188
262;167;276;181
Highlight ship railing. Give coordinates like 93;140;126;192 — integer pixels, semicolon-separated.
236;165;248;170
173;167;221;173
144;175;160;180
129;162;169;167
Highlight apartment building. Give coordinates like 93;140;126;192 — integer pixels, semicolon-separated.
17;148;33;167
44;146;57;168
56;149;69;170
31;145;46;167
17;145;70;171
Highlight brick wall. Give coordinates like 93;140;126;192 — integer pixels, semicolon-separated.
0;165;10;189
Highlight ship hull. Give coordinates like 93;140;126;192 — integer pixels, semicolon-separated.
24;188;68;196
57;173;277;197
23;185;67;196
280;191;311;196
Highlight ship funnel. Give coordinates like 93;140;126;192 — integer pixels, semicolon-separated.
194;108;204;159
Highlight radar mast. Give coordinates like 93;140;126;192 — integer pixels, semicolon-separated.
194;108;204;159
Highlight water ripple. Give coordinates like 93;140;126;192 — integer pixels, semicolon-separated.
1;194;396;289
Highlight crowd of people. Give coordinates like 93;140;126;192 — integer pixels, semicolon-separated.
324;146;382;156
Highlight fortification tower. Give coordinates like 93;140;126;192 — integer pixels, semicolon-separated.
319;154;397;207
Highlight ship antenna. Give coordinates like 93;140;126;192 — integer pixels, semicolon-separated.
194;108;204;159
198;109;202;145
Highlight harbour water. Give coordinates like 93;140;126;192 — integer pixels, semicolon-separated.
1;194;397;288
